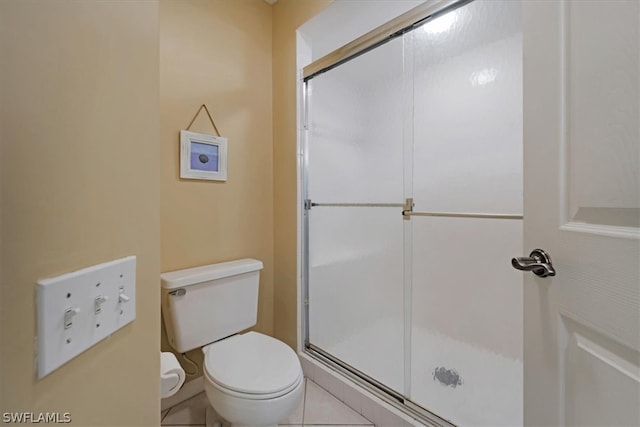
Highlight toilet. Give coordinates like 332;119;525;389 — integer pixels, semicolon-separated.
161;259;303;427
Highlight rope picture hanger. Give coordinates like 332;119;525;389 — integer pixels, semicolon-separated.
186;103;221;137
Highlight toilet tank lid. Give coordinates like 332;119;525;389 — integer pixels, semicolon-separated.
160;259;263;290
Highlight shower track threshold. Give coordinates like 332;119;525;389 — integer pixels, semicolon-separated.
305;343;456;427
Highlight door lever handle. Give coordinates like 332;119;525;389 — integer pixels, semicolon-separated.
511;249;556;277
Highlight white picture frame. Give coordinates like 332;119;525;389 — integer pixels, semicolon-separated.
180;130;227;181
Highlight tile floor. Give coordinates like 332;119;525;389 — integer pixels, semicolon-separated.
161;378;374;427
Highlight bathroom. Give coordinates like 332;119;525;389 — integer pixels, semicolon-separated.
1;0;638;427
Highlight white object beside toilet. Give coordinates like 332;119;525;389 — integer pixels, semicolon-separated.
160;352;186;398
160;259;303;427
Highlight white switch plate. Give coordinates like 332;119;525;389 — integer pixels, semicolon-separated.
36;256;136;379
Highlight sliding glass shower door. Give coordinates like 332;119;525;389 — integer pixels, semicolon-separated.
306;36;407;394
303;1;523;425
409;2;523;425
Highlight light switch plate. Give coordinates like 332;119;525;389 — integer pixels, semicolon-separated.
36;256;136;379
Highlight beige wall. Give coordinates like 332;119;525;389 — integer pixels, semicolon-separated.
272;0;332;349
0;0;332;421
0;1;160;425
160;0;274;380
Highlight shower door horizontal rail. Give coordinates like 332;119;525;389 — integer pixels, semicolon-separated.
306;200;404;209
303;0;471;80
305;199;523;220
403;211;523;220
401;198;522;220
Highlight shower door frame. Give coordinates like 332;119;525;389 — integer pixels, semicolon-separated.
299;1;472;425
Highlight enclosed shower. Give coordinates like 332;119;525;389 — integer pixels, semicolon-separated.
301;0;523;425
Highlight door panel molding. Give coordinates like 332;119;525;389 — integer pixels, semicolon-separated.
558;0;640;239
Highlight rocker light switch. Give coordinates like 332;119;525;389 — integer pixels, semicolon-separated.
36;256;136;379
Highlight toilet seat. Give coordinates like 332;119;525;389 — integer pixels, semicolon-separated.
203;332;302;400
205;369;303;401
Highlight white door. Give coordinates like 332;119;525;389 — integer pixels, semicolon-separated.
523;1;640;426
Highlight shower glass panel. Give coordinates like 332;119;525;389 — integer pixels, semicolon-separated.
306;37;406;394
410;1;523;426
308;208;404;392
411;217;522;425
306;39;404;204
412;1;522;215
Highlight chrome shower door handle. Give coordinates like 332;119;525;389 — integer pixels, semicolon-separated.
512;249;556;278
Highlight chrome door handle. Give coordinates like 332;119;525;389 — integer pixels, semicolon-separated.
511;249;556;277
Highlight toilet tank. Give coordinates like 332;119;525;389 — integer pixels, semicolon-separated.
161;259;263;353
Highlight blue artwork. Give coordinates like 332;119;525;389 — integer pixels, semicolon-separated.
190;141;219;172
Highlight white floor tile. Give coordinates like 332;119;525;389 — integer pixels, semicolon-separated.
161;378;379;427
300;357;315;382
378;406;410;427
161;392;209;426
325;373;345;402
361;395;382;426
279;380;306;425
343;383;363;415
313;366;332;395
304;380;372;425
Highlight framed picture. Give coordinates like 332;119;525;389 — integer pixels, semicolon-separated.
180;130;227;181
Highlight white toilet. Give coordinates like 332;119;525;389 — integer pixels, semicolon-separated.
161;259;303;427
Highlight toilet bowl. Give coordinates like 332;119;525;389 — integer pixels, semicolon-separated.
202;332;303;427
